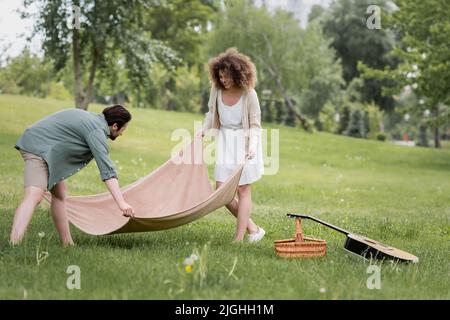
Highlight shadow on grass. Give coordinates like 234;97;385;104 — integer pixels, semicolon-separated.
70;223;279;260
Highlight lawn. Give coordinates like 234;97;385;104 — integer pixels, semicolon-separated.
0;94;449;299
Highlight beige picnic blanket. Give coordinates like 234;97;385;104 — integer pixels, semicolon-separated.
44;140;243;235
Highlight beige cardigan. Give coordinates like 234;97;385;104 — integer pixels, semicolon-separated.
202;85;262;152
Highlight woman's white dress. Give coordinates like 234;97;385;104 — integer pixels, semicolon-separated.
214;90;264;186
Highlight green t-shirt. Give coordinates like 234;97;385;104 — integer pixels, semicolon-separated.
15;108;118;190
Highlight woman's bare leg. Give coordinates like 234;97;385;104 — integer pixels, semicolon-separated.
216;181;258;234
233;184;253;242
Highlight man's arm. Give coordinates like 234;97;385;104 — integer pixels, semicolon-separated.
104;178;134;217
85;129;134;217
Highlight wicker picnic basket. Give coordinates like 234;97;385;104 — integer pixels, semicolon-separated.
274;218;327;258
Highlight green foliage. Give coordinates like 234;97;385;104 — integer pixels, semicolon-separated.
141;63;172;109
207;0;343;126
337;105;351;134
308;4;326;23
359;0;450;147
390;0;450;107
417;123;429;147
338;102;383;139
285;108;296;127
335;77;385;139
145;0;215;67
135;0;214;111
23;0;181;109
362;103;384;140
376;132;387;141
322;0;398;111
390;122;418;141
1;95;450;299
47;81;73;100
344;108;367;138
274;100;286;124
127;63;202;112
0;50;53;97
172;66;202;112
317;102;338;133
297;22;345;120
261;97;275;123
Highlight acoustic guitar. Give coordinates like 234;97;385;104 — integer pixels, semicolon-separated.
287;213;419;263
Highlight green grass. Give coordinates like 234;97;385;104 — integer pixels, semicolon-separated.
0;94;449;299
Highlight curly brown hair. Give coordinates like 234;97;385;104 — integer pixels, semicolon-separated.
208;48;257;91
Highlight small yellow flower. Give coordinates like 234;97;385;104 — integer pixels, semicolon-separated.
185;265;193;273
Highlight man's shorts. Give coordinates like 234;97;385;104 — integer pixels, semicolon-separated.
19;150;48;190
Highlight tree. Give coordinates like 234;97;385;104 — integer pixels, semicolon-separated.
23;0;180;109
322;0;398;111
285;106;296;127
360;0;450;148
275;99;286;124
145;0;215;68
0;49;53;97
139;0;216;110
318;102;339;133
207;0;343;130
337;105;350;134
308;4;325;23
362;102;384;139
418;123;429;147
297;21;345;121
344;109;366;138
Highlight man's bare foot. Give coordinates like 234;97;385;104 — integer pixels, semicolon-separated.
62;241;75;247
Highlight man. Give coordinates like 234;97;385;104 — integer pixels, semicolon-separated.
10;105;135;246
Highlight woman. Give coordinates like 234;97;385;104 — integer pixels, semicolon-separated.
198;48;265;243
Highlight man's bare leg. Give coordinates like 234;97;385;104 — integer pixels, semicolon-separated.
10;186;45;245
50;181;74;246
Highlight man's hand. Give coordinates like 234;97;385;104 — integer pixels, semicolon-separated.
119;201;135;217
105;178;135;217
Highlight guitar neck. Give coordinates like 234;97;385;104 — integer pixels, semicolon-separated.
287;213;350;235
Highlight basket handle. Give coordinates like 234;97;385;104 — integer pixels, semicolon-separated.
295;218;304;242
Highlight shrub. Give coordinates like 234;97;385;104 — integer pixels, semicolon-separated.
376;132;387;141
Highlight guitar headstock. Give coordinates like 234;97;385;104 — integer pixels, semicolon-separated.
287;213;310;219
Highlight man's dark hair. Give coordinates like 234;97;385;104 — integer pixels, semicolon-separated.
102;105;132;129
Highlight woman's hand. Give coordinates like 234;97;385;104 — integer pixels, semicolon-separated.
119;201;135;217
246;149;256;160
195;130;205;139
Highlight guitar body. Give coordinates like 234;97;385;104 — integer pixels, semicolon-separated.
344;234;419;263
287;213;419;263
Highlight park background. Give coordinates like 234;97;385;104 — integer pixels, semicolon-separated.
0;0;449;299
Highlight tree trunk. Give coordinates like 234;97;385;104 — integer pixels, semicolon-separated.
434;106;441;148
256;33;310;131
434;126;441;148
72;28;85;109
80;48;99;110
254;54;310;131
418;124;429;147
274;77;310;131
